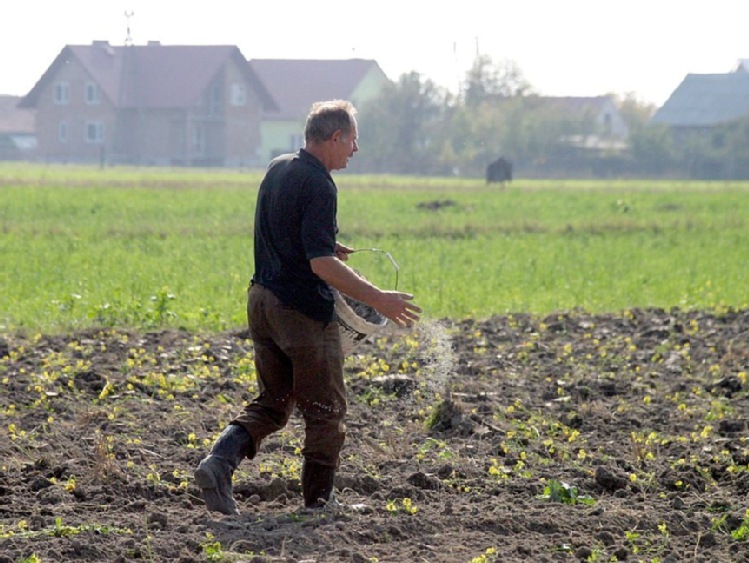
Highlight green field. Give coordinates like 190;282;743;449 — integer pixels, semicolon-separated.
2;163;748;333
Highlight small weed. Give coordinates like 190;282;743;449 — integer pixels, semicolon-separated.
202;533;226;561
713;509;749;541
416;437;455;461
0;517;132;540
733;520;749;541
538;479;596;505
470;546;498;563
385;497;419;516
623;523;671;558
200;532;252;562
147;286;177;326
359;386;396;407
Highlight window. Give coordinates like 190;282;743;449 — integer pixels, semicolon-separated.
209;84;223;113
192;124;205;154
85;121;104;143
85;82;101;105
603;113;612;135
58;122;68;143
231;83;247;106
54;82;69;105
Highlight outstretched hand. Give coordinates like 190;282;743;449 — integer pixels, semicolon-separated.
310;252;420;327
375;291;422;328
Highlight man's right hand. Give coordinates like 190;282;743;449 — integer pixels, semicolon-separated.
310;255;422;327
373;291;421;327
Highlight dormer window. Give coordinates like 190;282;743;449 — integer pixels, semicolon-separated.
85;82;101;105
54;82;70;105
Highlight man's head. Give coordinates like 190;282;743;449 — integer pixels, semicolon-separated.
304;100;358;171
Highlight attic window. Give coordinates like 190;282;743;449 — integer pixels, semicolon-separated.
603;113;612;135
231;84;247;106
54;82;70;105
85;82;101;105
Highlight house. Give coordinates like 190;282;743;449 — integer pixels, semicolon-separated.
247;59;389;163
650;71;749;144
0;95;36;160
19;41;276;166
531;95;630;150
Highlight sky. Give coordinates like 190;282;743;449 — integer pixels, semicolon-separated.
3;0;749;107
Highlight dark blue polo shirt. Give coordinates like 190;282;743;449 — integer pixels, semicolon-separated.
251;149;338;323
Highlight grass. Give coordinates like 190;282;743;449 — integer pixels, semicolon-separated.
2;163;749;333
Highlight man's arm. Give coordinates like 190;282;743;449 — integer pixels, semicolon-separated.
310;256;421;327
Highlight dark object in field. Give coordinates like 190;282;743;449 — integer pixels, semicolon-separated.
417;199;457;211
486;157;513;186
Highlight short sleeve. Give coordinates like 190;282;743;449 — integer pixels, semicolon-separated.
301;179;337;260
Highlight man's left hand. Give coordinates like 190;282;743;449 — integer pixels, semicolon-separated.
335;242;354;261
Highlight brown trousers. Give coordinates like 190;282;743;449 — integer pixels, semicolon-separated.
233;284;347;467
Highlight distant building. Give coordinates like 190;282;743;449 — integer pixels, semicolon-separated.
248;59;389;163
0;95;36;160
650;63;749;144
19;41;276;166
532;95;630;150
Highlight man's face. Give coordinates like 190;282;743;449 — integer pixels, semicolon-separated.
332;124;359;170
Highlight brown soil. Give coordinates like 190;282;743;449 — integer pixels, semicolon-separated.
2;308;749;562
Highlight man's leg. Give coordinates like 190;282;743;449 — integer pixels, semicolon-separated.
195;285;294;515
193;423;254;515
247;288;345;507
291;320;347;508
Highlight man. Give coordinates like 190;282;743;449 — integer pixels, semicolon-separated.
194;100;421;515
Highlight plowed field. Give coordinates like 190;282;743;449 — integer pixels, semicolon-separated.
2;308;749;562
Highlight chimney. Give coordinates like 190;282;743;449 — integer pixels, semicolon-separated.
147;41;161;46
92;40;110;47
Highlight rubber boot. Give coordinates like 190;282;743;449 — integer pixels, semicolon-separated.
302;460;337;509
194;424;253;515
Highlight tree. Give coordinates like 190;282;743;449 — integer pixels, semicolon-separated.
613;92;657;131
629;124;674;175
448;94;577;177
355;72;451;175
354;57;687;178
722;116;749;179
462;55;533;107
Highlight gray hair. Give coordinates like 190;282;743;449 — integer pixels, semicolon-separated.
304;100;357;143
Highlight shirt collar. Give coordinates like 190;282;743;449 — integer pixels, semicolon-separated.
299;148;334;182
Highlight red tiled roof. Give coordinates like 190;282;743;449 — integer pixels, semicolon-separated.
20;43;276;111
248;59;385;120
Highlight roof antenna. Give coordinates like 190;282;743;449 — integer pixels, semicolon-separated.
124;11;134;46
